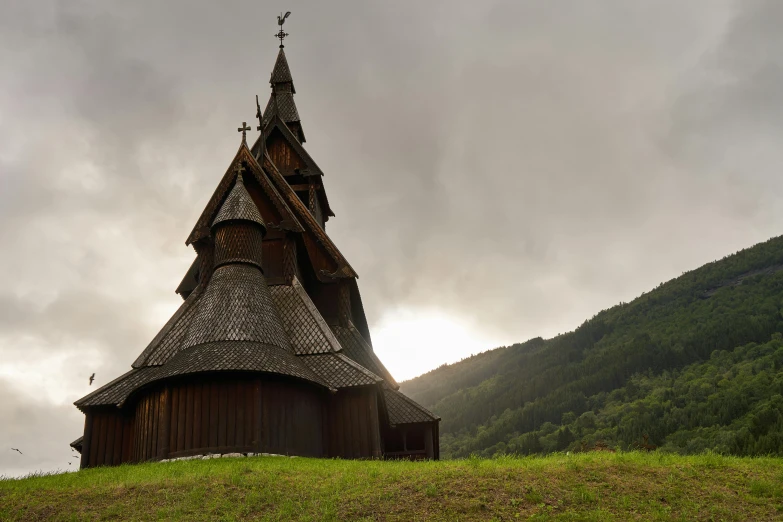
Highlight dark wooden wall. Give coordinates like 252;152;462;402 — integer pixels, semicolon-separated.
81;374;335;468
307;280;340;325
327;388;382;459
259;379;323;457
266;130;304;178
167;379;259;458
262;239;285;283
132;388;167;462
81;408;133;468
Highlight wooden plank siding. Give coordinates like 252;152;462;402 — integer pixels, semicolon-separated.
79;376;422;468
258;379;323;457
81;408;134;468
327;388;382;459
166;377;258;458
266;131;305;178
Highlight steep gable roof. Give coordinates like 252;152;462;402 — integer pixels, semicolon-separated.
252;115;322;177
251;116;334;219
255;147;356;280
186;143;302;246
185;143;353;280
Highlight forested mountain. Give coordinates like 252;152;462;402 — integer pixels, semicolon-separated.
401;236;783;458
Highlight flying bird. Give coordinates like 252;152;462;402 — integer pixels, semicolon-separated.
11;448;22;455
89;373;95;386
278;11;291;26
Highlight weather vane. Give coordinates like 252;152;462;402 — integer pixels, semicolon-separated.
275;11;291;48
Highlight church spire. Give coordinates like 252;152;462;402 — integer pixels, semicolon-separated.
262;14;305;143
211;163;267;270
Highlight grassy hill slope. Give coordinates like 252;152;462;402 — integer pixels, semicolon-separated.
402;235;783;458
2;453;782;521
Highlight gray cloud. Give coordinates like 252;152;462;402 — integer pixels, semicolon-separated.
2;0;783;474
0;378;84;478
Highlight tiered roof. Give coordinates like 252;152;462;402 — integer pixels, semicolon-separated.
76;46;437;429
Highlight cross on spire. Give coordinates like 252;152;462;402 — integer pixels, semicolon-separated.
234;162;246;182
237;121;251;143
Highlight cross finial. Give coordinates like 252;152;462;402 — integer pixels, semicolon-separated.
237;121;251;143
276;11;291;48
234;162;246;183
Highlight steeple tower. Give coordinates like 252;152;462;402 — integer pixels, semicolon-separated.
252;13;335;229
263;48;305;143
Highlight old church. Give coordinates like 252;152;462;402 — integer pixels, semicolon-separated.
71;31;439;467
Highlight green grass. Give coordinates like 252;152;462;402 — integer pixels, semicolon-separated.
1;452;782;521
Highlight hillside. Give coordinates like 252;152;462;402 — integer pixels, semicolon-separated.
402;235;783;458
1;453;782;521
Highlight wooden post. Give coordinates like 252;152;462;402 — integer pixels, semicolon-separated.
254;379;263;452
160;386;171;460
369;390;382;458
424;425;434;460
80;412;93;469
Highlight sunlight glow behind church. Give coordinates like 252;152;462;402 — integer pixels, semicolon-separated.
372;309;508;381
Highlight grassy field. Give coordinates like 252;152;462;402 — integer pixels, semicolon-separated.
1;452;782;521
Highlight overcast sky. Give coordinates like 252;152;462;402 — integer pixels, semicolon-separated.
2;0;782;476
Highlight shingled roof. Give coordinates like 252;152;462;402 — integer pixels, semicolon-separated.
211;173;266;229
331;322;398;389
301;352;382;389
269;48;294;86
383;387;440;425
269;277;343;355
262;48;305;143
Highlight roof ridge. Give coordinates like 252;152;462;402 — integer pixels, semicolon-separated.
253;143;357;279
132;285;204;368
387;387;440;421
291;277;343;353
332;352;383;382
334;321;398;388
186;143;303;246
252;117;322;177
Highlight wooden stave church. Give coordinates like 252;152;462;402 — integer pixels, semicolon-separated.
71;43;440;468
